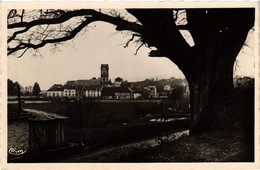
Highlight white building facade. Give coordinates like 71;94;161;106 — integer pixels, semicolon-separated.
63;88;76;97
47;84;64;97
47;91;63;97
85;90;101;98
84;85;102;98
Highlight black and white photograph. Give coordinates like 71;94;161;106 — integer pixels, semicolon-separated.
1;2;259;169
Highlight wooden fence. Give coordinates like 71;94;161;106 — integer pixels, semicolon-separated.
25;109;68;154
29;119;65;153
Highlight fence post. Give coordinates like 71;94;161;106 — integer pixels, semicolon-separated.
17;84;21;114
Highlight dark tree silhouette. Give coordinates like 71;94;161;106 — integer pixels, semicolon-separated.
8;79;21;96
32;82;41;96
168;84;186;109
7;8;255;133
8;79;15;96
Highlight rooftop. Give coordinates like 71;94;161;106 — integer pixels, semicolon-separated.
102;87;133;94
47;84;64;92
76;79;102;86
83;85;102;90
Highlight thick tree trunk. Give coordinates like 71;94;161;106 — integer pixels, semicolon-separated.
129;8;254;134
183;9;254;134
188;60;235;133
185;37;239;133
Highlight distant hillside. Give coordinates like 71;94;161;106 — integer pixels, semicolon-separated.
130;78;188;90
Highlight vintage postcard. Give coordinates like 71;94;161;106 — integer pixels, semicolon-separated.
1;1;259;170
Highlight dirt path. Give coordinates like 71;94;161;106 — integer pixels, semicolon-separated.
62;129;189;162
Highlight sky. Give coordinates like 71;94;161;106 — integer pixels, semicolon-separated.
8;20;255;90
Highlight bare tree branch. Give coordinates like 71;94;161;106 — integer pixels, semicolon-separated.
8;9;145;56
124;33;141;48
17;47;29;58
134;42;145;55
8;18;92;55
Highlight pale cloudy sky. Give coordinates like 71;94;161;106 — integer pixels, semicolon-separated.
8;21;255;90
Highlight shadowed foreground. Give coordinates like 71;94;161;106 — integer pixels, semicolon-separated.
118;128;253;162
118;88;254;162
76;87;254;162
61;88;254;162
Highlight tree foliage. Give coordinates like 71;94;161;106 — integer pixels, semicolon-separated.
8;79;21;96
32;82;41;96
169;84;185;101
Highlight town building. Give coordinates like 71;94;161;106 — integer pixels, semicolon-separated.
63;85;77;97
64;78;102;87
114;77;123;87
47;84;64;97
83;85;102;98
156;84;173;98
101;64;109;83
101;87;133;100
47;64;188;100
133;92;142;99
163;84;171;91
47;65;108;98
146;85;157;98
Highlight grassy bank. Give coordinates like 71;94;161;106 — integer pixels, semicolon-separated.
117;127;253;162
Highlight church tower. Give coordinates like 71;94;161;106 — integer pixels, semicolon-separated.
101;64;109;82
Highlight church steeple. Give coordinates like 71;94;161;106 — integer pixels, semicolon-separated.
101;64;109;82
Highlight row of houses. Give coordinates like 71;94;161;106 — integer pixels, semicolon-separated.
47;82;137;100
47;84;186;100
46;80;179;100
46;64;190;100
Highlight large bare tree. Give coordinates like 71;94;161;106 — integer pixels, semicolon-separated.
7;8;255;133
